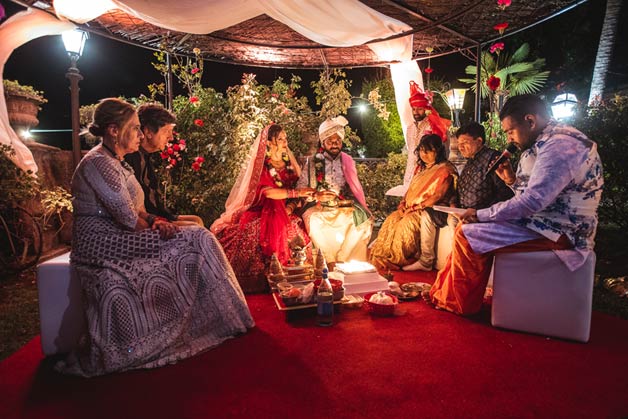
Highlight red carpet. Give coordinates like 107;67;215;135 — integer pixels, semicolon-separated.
1;270;628;419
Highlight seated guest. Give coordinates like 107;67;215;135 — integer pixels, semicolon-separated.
124;103;204;227
426;94;603;315
211;124;314;293
370;134;457;273
455;122;514;211
60;98;254;377
297;116;373;264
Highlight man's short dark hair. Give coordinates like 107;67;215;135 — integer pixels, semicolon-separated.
138;103;176;133
499;94;550;122
456;122;486;143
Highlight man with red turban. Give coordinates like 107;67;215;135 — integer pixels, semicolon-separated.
402;81;452;188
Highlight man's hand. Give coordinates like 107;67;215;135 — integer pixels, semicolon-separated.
493;159;516;185
153;219;179;239
459;208;479;224
315;190;338;203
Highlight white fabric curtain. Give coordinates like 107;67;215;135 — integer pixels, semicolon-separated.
54;0;411;47
0;8;75;173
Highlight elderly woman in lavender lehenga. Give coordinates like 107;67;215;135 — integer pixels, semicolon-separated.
59;98;254;377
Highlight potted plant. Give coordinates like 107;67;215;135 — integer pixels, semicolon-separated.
2;79;47;138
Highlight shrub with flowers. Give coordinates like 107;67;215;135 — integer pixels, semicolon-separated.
574;95;628;229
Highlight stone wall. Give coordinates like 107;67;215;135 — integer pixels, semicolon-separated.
25;142;75;254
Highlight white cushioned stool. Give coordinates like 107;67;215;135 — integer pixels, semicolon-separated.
491;251;595;343
36;252;85;355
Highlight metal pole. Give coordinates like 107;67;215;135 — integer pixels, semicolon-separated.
166;53;174;111
474;43;482;122
66;56;83;169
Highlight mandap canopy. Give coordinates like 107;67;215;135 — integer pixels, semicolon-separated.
1;0;586;173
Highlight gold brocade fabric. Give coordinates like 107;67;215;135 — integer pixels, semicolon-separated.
370;162;457;271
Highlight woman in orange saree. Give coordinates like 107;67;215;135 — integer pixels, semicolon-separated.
370;134;457;272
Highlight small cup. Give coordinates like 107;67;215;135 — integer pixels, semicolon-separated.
277;282;293;293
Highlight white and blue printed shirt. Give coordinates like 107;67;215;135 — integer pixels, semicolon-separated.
465;120;603;270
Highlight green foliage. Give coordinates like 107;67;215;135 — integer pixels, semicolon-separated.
355;153;405;223
311;69;353;119
360;78;404;157
573;95;628;229
460;43;549;99
38;187;73;233
310;69;362;149
0;145;40;208
426;77;455;120
2;79;46;103
460;43;549;113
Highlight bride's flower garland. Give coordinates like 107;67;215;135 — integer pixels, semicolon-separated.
265;151;292;188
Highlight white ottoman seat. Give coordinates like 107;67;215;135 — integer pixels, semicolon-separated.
36;252;85;355
491;251;595;343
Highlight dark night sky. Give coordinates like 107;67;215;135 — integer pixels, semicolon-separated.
2;0;626;149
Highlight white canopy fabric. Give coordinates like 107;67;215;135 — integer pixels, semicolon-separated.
1;0;423;172
0;8;75;173
54;0;412;48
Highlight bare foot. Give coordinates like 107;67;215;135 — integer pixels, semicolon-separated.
421;284;440;309
402;260;432;271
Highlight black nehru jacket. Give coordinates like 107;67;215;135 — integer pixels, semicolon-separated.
457;146;514;210
125;149;178;221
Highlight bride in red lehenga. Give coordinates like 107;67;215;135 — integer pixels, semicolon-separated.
211;124;315;293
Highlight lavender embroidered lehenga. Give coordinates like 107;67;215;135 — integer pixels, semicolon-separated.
58;145;254;377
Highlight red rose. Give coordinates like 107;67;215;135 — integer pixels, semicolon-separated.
191;162;201;171
194;119;204;127
173;144;180;151
195;156;205;163
178;139;186;145
424;67;433;74
167;148;174;155
160;151;169;159
169;159;177;166
191;68;200;74
189;96;199;104
487;75;501;92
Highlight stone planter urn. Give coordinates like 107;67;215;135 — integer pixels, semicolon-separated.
6;94;44;136
3;80;47;140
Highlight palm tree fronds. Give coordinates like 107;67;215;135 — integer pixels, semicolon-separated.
511;43;531;63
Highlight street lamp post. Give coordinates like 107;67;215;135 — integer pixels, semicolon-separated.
445;88;467;172
551;93;578;120
62;29;88;169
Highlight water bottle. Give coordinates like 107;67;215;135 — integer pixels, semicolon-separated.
317;268;334;326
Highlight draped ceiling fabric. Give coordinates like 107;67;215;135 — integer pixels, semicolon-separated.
2;0;586;171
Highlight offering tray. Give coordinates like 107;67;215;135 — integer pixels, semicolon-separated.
283;264;314;283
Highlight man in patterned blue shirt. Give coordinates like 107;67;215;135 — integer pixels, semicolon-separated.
427;95;603;315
